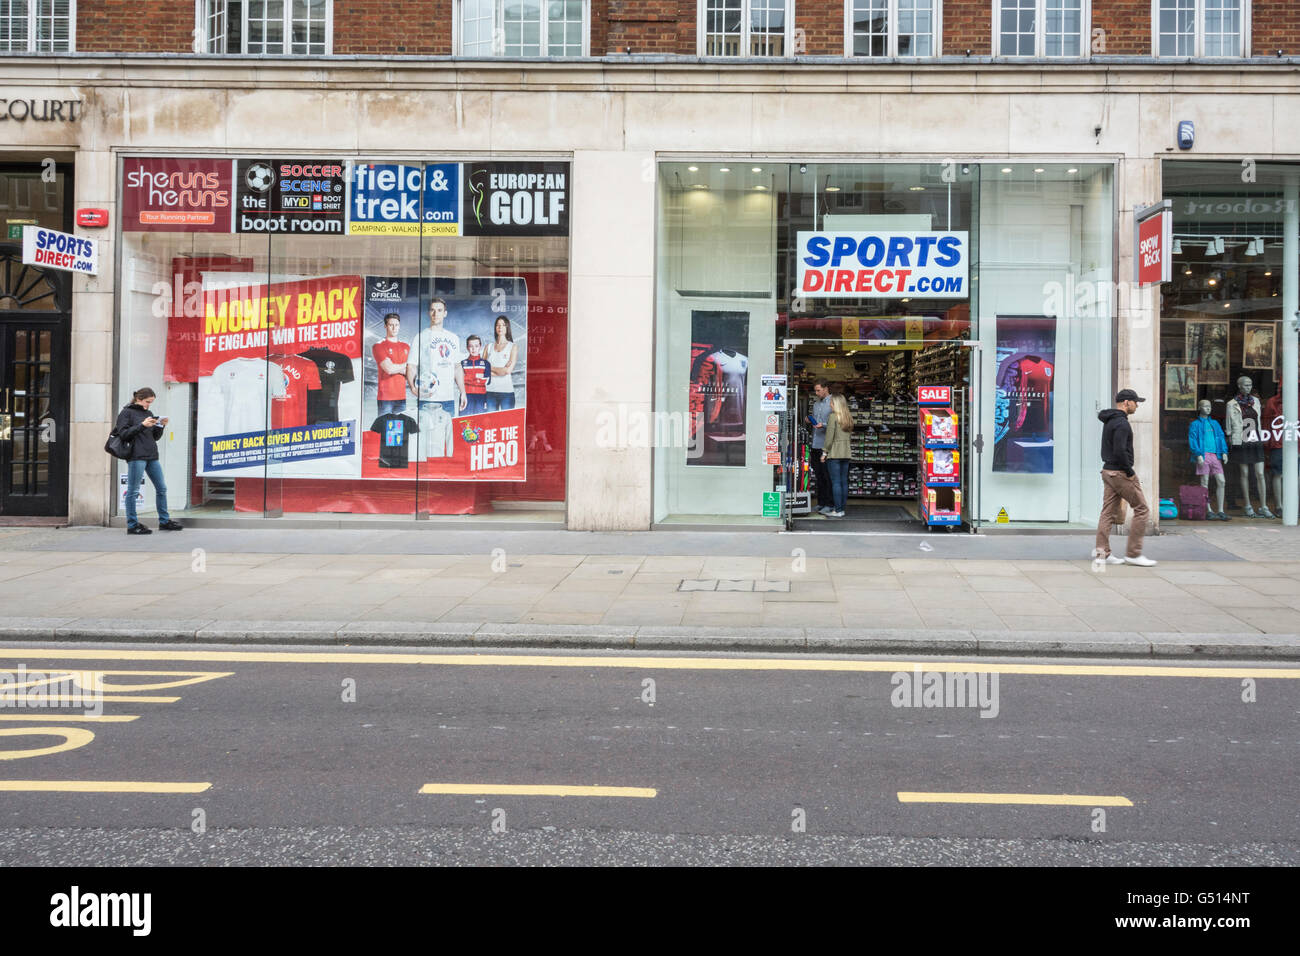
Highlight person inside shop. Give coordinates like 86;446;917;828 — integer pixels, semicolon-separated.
1094;388;1154;567
820;393;853;518
373;312;410;417
485;315;519;411
1263;385;1289;515
407;297;466;418
115;386;183;536
1189;399;1230;520
808;379;832;515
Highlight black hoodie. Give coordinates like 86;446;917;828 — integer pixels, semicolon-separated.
114;403;164;461
1098;408;1133;475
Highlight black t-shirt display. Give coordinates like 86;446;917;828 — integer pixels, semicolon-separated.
299;348;356;424
370;413;419;469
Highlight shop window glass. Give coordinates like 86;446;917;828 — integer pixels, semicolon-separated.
115;158;569;523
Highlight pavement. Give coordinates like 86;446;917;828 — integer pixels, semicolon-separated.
0;523;1297;659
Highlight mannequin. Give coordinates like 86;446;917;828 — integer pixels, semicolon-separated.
1225;375;1274;518
1188;399;1229;519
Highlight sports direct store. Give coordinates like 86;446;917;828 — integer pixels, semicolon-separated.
114;157;570;524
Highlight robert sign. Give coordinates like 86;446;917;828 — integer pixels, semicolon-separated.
797;231;968;298
23;225;97;275
462;162;568;236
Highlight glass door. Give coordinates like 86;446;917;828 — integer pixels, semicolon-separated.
0;318;69;516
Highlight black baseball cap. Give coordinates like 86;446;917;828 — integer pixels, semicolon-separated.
1115;388;1146;404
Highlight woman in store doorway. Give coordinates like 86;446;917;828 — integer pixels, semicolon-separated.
821;394;853;518
485;315;519;411
115;387;183;535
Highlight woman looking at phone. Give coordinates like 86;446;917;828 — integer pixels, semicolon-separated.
114;386;183;535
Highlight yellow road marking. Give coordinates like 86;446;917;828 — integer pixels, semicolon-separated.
0;780;210;793
0;726;94;759
0;694;179;703
0;647;1294;679
420;783;657;798
0;714;138;722
898;791;1133;806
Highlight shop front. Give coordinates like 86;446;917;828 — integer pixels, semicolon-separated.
113;156;571;525
654;160;1116;533
1157;160;1300;527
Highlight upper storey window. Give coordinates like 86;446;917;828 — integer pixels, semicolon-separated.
457;1;588;57
0;1;73;53
198;1;331;55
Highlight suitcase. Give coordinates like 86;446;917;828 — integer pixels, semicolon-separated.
1178;484;1209;521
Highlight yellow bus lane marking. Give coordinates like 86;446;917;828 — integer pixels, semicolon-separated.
0;714;138;722
0;647;1295;679
420;783;657;798
0;726;96;759
0;694;180;703
898;792;1134;806
0;780;211;793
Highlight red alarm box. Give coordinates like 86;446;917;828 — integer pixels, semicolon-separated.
76;208;109;228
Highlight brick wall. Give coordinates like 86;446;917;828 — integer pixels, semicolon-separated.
1251;1;1300;57
798;0;843;55
333;1;451;55
598;1;694;55
1093;1;1149;56
944;0;991;56
77;1;193;53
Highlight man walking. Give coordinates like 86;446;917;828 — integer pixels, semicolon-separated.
1095;388;1156;567
807;380;833;515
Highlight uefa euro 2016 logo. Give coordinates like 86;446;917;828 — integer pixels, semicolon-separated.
461;422;482;444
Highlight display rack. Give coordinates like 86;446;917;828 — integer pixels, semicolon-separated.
917;385;963;527
849;396;919;499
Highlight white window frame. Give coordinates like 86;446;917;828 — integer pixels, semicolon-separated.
843;0;942;57
697;0;796;58
0;1;75;53
1151;0;1249;57
453;1;591;57
992;0;1091;58
195;1;333;56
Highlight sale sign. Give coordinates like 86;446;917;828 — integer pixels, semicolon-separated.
199;275;364;375
797;231;968;299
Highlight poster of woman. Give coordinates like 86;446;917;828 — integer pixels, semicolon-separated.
1164;363;1198;411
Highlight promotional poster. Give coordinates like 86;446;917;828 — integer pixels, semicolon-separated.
993;316;1056;474
193;274;528;482
1185;320;1229;385
688;311;749;467
360;275;528;481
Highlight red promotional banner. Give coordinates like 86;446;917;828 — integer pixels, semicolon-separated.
1136;207;1171;287
121;158;235;233
360;407;526;481
199;275;364;376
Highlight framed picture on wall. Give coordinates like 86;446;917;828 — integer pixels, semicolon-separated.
1185;320;1229;385
1164;363;1198;411
1242;322;1276;371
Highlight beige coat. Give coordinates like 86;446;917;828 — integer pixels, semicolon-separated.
823;414;852;459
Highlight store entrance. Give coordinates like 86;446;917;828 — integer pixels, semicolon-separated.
781;337;979;533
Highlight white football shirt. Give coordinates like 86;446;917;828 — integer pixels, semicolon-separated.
209;357;288;435
410;326;464;403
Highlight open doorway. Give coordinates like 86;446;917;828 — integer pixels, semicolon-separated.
783;337;978;533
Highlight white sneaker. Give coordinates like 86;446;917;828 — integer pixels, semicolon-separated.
830;510;845;517
1124;555;1158;567
1105;555;1125;565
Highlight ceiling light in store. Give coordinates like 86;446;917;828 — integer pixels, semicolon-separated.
1214;236;1225;254
1246;237;1261;255
1265;270;1272;276
1172;238;1182;254
1067;168;1079;174
691;184;708;189
825;185;840;192
1183;266;1193;275
1205;238;1219;256
1207;277;1217;286
719;167;731;173
1033;167;1045;173
1223;302;1232;308
687;165;698;172
754;185;768;191
900;298;910;303
909;186;925;191
1001;167;1012;173
751;166;762;173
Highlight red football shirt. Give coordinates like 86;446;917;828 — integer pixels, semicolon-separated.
270;354;323;430
373;340;411;401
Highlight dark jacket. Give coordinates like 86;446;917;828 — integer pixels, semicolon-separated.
114;403;164;461
1098;408;1133;475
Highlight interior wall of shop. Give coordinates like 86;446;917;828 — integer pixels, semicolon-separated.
10;62;1299;528
976;169;1113;524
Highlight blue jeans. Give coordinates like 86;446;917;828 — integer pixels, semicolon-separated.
463;393;488;415
486;391;515;412
377;399;407;416
126;459;170;529
826;458;849;513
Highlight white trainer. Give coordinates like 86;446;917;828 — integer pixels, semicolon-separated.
1124;555;1158;567
1105;555;1125;565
